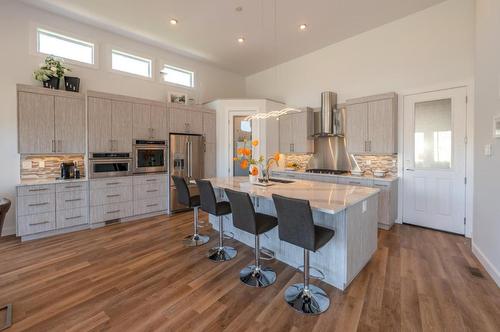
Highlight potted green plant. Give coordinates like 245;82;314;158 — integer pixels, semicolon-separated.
33;56;70;90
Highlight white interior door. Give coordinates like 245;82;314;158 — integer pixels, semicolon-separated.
403;87;467;234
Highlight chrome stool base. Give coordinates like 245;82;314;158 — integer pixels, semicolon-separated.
240;265;276;288
207;246;237;262
183;234;209;247
284;283;330;315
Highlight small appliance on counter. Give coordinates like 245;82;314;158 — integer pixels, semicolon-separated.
60;161;80;179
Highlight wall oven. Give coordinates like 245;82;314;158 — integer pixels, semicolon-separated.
89;153;133;178
133;140;168;174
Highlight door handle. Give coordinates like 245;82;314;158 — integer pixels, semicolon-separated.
406;168;415;172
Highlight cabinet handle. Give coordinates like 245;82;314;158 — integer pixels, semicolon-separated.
349;181;361;185
373;184;388;188
65;215;82;220
106;182;120;185
65;198;83;202
146;189;158;193
107;210;121;214
52;140;56;153
145;179;157;182
368;141;372;152
106;194;120;198
64;185;82;189
29;221;50;226
28;188;49;192
146;203;159;207
28;202;49;207
57;140;62;152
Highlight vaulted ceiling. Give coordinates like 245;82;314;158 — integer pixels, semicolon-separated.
22;0;446;75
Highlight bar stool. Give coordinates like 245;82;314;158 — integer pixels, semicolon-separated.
0;198;13;330
196;179;236;262
225;189;278;287
171;176;209;247
272;194;334;315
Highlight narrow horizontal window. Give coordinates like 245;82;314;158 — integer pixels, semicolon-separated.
37;28;94;65
161;64;194;88
112;50;152;78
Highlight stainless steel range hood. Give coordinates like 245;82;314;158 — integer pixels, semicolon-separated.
307;91;351;172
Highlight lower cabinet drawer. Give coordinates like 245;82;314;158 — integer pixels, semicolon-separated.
337;177;374;187
56;191;89;210
17;194;55;216
90;187;133;206
133;183;167;200
57;207;89;229
18;212;56;236
90;202;133;224
134;196;167;215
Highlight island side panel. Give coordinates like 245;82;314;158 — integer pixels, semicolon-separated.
345;194;379;286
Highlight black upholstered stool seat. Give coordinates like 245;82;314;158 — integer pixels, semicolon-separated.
225;188;278;287
0;198;13;330
171;176;209;247
272;193;334;315
196;179;236;262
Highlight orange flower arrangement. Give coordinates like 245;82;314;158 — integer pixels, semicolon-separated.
235;139;280;180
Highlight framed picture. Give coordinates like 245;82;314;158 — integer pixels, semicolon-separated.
494;115;500;138
168;92;187;104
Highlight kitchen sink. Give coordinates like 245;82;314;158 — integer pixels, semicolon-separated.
269;178;295;184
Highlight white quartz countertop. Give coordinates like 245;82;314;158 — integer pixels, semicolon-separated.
272;169;399;182
208;176;379;215
17;177;89;187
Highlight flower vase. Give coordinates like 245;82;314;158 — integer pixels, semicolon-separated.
249;165;259;183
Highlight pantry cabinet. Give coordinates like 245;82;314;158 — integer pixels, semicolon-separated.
345;92;398;154
17;85;85;154
279;108;314;154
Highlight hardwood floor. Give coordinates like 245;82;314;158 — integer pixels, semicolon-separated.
0;211;499;331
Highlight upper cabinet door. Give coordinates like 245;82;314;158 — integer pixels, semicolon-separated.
368;99;397;154
150;105;168;140
204;142;216;178
132;103;151;140
54;96;85;153
111;100;133;152
279;115;293;153
187;110;203;134
169;107;188;133
88;97;112;153
18;92;55;154
291;110;314;153
203;112;216;144
345;103;368;153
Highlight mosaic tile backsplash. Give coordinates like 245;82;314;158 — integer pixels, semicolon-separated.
20;155;85;180
285;154;398;176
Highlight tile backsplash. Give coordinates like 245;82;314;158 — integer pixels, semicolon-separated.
20;155;85;180
285;154;398;176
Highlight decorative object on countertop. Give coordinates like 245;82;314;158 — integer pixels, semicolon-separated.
168;91;187;104
33;55;70;90
20;155;85;180
373;170;387;178
64;76;80;92
0;197;13;330
350;154;364;176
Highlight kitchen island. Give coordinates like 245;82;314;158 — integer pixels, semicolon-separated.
207;176;379;290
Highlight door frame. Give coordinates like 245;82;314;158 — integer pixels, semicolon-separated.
398;82;474;237
227;109;259;177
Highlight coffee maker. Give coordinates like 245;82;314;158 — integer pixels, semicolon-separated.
60;161;80;179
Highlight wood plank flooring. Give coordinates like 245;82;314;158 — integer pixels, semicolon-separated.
0;211;499;331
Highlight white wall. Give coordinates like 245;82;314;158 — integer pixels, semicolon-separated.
245;0;475;105
472;0;500;286
0;0;245;235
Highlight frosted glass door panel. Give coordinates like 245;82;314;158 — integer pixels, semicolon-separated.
414;99;452;169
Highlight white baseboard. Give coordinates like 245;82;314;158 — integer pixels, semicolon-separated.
472;241;500;287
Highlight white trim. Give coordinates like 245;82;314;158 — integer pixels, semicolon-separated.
396;80;474;238
472;241;500;287
227;108;259;176
109;47;154;81
30;22;99;69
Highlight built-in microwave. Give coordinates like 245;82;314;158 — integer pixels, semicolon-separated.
133;140;168;174
89;153;133;178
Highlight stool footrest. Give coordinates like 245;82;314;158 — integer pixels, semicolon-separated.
0;304;12;331
259;247;275;261
297;265;325;281
223;231;234;240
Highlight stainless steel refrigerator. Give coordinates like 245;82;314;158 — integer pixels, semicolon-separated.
169;133;204;212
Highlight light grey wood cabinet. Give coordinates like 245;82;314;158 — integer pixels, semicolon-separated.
88;97;112;153
345;92;398;154
169;107;204;134
279;108;314;154
187;110;203;134
133;103;168;140
54;96;85;153
90;177;133;224
203;112;216;144
111;100;133;152
204;142;216;178
18;86;85;154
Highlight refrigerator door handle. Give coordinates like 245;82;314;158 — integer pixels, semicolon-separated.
189;140;193;178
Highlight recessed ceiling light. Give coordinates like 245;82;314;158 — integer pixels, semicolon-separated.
237;37;245;44
170;19;178;25
299;24;307;31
